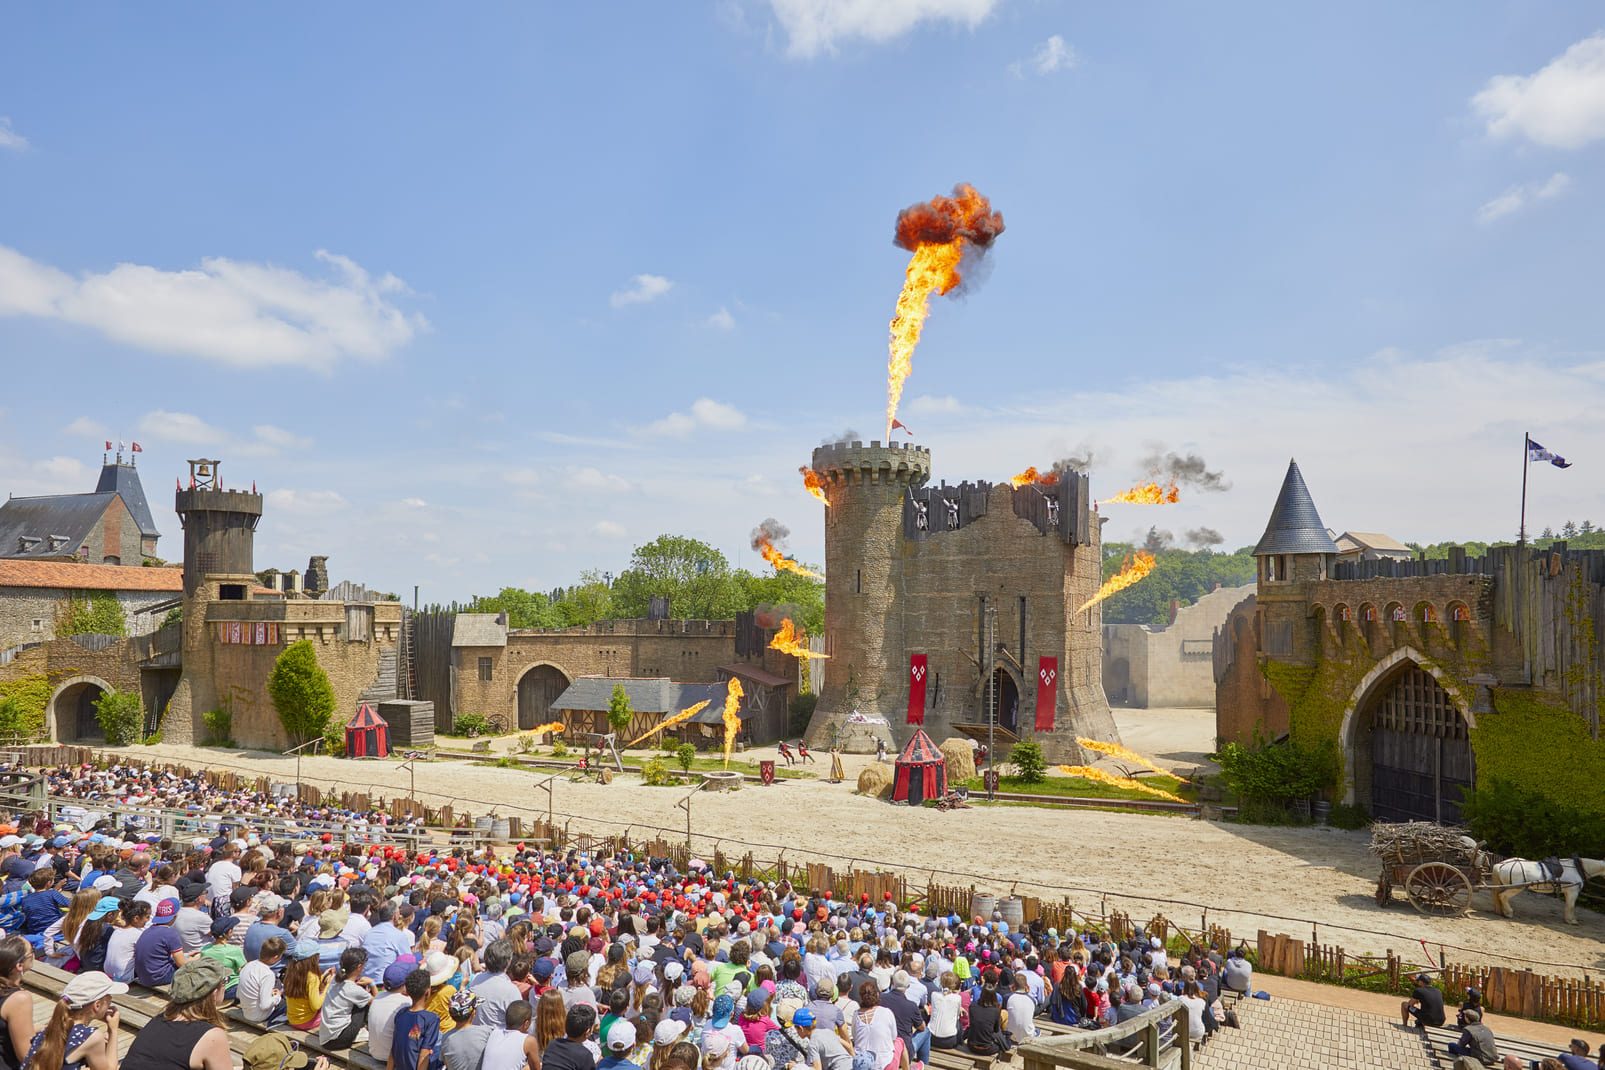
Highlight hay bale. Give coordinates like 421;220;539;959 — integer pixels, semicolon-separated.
940;738;977;784
856;763;893;798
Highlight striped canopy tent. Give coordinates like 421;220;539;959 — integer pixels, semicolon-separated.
891;729;946;805
345;703;389;759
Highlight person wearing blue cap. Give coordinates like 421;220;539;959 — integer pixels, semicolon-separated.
133;898;187;987
368;958;417;1063
793;1006;854;1070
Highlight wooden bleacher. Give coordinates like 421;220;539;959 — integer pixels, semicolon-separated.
1423;1022;1565;1068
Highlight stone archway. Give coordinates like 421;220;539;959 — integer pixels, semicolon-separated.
47;675;116;743
991;666;1022;736
516;664;572;731
1337;647;1476;820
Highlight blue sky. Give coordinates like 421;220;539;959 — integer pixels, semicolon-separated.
3;2;1605;600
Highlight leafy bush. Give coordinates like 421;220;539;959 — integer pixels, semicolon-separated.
551;740;568;758
0;696;29;741
641;757;677;786
202;707;233;747
321;720;345;758
60;592;126;637
1008;741;1047;785
455;712;491;737
1327;802;1371;830
675;742;697;773
93;690;142;746
268;640;336;745
141;731;162;746
515;733;538;754
1460;778;1605;859
1216;738;1337;804
607;685;633;737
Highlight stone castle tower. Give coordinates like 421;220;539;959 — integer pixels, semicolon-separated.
804;440;1119;762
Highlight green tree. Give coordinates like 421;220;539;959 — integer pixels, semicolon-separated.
60;592;126;637
1541;526;1555;539
737;569;825;634
1008;741;1047;784
1562;520;1578;537
464;587;565;629
93;689;142;746
607;683;633;738
675;742;697;773
1582;521;1596;536
554;571;615;626
1097;544;1256;627
611;535;745;620
268;640;337;745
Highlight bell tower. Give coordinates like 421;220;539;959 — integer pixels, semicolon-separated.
175;459;263;595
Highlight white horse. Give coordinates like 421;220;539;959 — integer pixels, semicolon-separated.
1489;856;1605;924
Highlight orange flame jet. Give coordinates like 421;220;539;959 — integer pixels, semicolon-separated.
886;184;1004;439
625;701;709;749
754;534;820;579
769;618;829;660
527;722;565;736
1098;482;1180;505
799;467;830;507
721;677;745;767
1076;551;1158;614
1008;466;1060;489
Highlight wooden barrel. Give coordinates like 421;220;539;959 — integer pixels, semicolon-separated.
970;893;997;922
998;896;1025;929
491;817;512;840
474;816;493;836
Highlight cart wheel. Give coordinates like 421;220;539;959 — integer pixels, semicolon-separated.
1406;862;1473;915
487;715;508;735
1375;876;1392;907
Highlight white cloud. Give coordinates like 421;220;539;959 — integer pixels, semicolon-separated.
139;410;225;446
566;466;633;492
252;424;312;450
264;488;348;513
645;397;749;436
1010;34;1075;77
63;417;108;439
908;394;964;415
1472;34;1605;149
0;245;425;368
592;520;627;538
1476;171;1572;224
35;457;86;483
504;468;541;486
705;306;736;330
401;497;428;508
609;273;673;308
0;118;27;152
770;0;1000;58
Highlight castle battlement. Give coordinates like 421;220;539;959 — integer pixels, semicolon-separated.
810;441;932;486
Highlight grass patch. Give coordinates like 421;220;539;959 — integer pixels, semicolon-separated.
960;773;1196;802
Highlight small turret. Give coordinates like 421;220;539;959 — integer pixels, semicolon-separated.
174;459;263;595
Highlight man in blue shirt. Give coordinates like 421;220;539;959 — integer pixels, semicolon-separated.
243;895;297;962
364;902;417;984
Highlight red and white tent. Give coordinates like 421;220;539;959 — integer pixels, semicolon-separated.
891;729;946;805
344;703;389;759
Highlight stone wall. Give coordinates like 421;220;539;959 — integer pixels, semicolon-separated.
83;498;144;566
1103;584;1252;708
1213;595;1290;743
0;588;176;652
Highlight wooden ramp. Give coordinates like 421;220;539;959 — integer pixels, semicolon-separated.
949;722;1020;749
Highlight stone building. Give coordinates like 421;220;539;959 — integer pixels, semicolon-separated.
0;454;161;564
1215;458;1605;825
802;440;1117;761
1103;583;1253;708
0;560;182;652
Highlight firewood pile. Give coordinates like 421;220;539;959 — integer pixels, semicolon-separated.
1370;821;1480;865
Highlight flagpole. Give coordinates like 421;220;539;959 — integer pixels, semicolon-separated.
1519;432;1530;545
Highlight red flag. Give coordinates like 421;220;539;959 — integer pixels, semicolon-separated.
130;441;142;452
890;418;913;436
1035;656;1058;731
907;654;928;725
104;441;112;451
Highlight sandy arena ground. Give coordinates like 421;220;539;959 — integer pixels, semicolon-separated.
111;708;1605;979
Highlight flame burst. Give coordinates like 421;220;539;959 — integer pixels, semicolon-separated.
769;618;829;660
756;537;820;578
886;184;1005;439
721;677;745;767
800;467;830;508
1075;737;1182;781
1058;765;1185;803
1008;466;1060;489
625;701;709;749
528;722;565;736
1076;551;1157;614
1099;482;1180;505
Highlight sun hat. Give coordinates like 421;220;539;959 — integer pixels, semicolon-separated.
654;1019;688;1046
61;971;128;1008
318;913;345;938
243;1034;309;1070
737;1057;770;1070
565;949;591;978
704;1034;732;1062
711;992;735;1028
170;957;230;1003
607;1020;637;1052
291;936;322;961
632;960;655;985
425;951;458;986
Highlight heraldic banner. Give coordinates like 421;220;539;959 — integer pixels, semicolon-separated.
908;654;928;725
1035;656;1058;731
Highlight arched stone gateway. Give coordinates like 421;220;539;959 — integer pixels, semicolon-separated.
991;667;1021;736
47;676;116;743
516;664;571;731
1338;647;1476;823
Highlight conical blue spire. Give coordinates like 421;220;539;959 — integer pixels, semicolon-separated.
1253;460;1337;556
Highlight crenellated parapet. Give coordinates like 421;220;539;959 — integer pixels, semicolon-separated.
810;441;931;488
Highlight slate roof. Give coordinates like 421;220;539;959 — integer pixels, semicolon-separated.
0;560;183;592
550;677;732;719
94;463;160;539
0;493;117;559
1253;460;1339;556
451;613;508;647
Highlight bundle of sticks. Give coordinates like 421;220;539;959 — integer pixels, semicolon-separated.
1370;821;1479;865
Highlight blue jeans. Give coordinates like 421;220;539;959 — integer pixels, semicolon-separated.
909;1030;931;1065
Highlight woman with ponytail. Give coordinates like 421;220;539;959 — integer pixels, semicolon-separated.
22;969;123;1070
0;937;35;1070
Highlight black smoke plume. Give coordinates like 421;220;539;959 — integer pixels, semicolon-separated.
1185;527;1225;548
1142;449;1230;491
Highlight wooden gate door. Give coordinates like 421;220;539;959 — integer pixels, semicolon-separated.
517;666;568;730
1369;666;1473;823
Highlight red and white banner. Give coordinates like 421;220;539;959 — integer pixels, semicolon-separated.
1035;656;1058;731
907;654;928;725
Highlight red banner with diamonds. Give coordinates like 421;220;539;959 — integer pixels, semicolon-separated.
1035;656;1058;731
908;654;928;725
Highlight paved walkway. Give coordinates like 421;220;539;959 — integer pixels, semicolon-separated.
1197;992;1436;1069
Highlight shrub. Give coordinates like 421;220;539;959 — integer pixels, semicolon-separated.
607;685;633;737
93;690;142;746
321;720;345;758
1327;802;1371;830
1460;778;1605;859
551;740;569;758
141;731;162;746
675;742;697;773
202;707;233;747
515;733;538;754
0;696;28;741
1216;737;1337;805
1008;741;1047;785
455;712;491;738
60;591;126;637
268;640;336;745
641;757;677;786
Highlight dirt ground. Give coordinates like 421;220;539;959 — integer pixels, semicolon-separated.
118;717;1605;979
